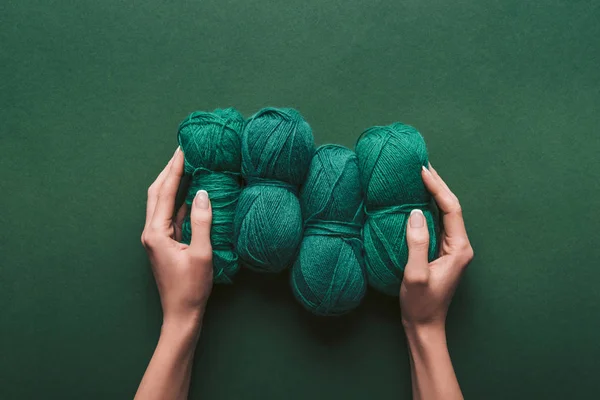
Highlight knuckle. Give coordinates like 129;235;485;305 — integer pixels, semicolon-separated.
149;220;165;232
404;270;428;286
191;249;213;264
409;236;430;251
454;237;469;250
192;212;209;222
448;199;462;215
141;229;162;248
147;184;158;198
464;245;475;263
191;214;211;227
454;245;474;269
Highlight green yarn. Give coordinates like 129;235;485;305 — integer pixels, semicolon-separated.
291;145;367;316
177;108;244;284
356;123;438;296
234;107;314;273
174;106;437;308
178;108;244;174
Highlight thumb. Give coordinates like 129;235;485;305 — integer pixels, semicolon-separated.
404;209;431;285
188;190;213;259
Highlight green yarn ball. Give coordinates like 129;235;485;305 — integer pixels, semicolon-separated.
178;108;244;174
234;107;314;273
356;123;438;296
177;108;244;284
291;145;367;316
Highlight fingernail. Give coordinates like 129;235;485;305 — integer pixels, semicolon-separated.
422;165;431;175
410;209;424;228
195;190;209;209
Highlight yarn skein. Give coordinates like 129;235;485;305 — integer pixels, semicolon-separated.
234;107;314;273
356;123;438;296
177;108;244;284
291;145;367;316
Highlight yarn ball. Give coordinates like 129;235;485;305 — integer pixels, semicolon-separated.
234;107;314;273
177;107;244;284
356;123;438;296
291;145;367;316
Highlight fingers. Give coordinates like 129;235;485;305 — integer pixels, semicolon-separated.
404;209;431;285
427;164;453;194
187;190;213;261
421;165;468;240
145;149;178;227
151;148;184;230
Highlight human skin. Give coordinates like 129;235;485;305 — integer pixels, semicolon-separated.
134;151;473;400
135;148;214;400
400;164;474;400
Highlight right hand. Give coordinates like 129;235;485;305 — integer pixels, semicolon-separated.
400;164;474;330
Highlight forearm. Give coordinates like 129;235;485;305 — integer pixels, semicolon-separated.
405;325;463;400
135;317;202;400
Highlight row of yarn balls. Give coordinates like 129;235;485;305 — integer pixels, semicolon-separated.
177;107;438;316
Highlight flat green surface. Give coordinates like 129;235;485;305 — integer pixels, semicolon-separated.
1;1;599;398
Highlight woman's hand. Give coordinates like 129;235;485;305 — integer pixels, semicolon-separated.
136;148;213;400
400;164;474;330
141;147;214;326
401;164;473;400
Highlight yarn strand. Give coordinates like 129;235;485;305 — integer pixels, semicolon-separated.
291;144;367;316
234;107;315;273
177;108;245;284
356;122;438;296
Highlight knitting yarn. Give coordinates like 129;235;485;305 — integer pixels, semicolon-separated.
356;123;438;296
291;145;366;316
234;107;314;273
177;108;244;284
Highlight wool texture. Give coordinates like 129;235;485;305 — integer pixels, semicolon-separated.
234;107;315;273
291;145;367;315
356;123;438;296
178;107;244;284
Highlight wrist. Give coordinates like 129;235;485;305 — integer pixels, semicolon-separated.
404;322;447;350
162;311;204;342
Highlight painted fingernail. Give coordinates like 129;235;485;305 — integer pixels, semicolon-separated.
410;209;424;228
422;165;431;175
195;190;209;209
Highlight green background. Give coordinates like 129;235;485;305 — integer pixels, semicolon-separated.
2;0;599;398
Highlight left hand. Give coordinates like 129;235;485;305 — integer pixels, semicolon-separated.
141;147;214;327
